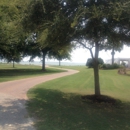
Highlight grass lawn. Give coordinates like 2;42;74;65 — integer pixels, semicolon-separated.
27;66;130;130
0;63;66;82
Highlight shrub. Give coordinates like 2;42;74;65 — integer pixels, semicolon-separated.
101;63;120;69
86;58;104;68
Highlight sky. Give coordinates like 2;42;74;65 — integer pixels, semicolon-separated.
25;45;130;64
70;45;130;63
60;45;130;63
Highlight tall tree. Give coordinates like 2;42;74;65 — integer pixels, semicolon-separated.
0;0;26;63
22;0;74;71
71;0;130;96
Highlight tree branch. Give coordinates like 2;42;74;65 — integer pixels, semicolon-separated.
73;39;94;59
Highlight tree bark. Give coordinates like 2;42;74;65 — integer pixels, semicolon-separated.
93;42;100;96
13;60;15;68
59;60;61;66
42;52;46;71
89;48;94;59
111;47;115;65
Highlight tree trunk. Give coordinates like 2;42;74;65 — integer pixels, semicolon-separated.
42;52;46;71
93;42;100;96
93;63;100;96
59;60;61;66
13;60;15;68
111;47;115;65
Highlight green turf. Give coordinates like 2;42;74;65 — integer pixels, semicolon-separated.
0;63;66;82
27;66;130;130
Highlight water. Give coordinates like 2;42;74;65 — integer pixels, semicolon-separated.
20;61;86;66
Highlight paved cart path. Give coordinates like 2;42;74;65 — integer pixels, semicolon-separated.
0;68;78;130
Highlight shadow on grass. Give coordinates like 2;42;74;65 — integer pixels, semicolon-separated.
81;95;119;104
0;68;66;78
0;98;34;129
27;88;130;130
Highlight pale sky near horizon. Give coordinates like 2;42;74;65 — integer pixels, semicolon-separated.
70;45;130;63
25;45;130;63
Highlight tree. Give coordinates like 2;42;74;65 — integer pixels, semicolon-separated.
48;45;72;66
4;43;22;68
100;36;123;65
71;0;130;96
22;0;74;71
0;0;26;64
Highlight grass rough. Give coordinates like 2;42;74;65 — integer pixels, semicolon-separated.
27;66;130;130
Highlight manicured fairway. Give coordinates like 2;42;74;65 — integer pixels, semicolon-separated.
27;66;130;130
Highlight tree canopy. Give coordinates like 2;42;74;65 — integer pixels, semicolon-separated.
21;0;74;70
0;0;27;65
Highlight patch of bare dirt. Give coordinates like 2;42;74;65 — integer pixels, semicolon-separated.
81;94;117;104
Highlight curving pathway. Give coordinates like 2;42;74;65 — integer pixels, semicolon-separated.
0;68;78;130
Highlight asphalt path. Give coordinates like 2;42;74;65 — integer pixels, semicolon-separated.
0;68;78;130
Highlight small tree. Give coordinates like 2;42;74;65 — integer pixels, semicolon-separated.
4;43;22;68
100;37;123;65
86;58;104;68
49;47;72;66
